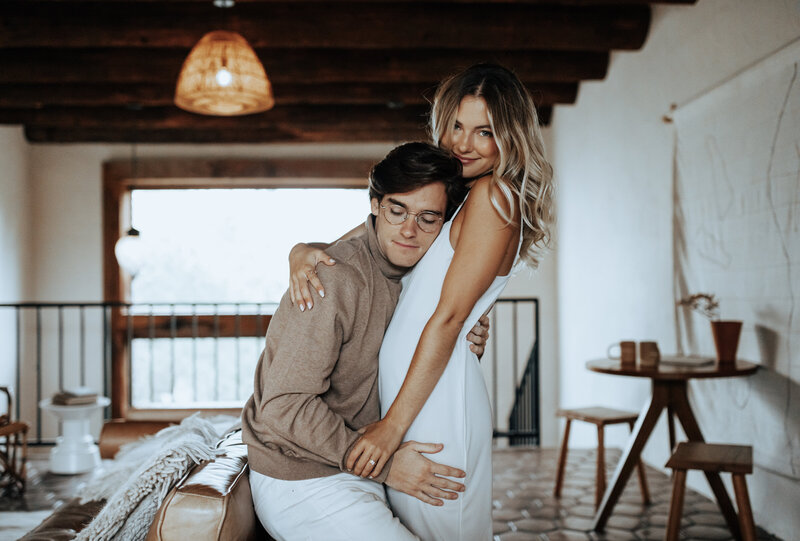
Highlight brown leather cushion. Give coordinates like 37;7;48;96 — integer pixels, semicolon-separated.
146;429;269;541
19;498;106;541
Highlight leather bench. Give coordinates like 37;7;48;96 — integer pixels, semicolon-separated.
21;422;269;541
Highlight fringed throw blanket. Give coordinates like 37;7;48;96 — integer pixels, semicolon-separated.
76;414;229;541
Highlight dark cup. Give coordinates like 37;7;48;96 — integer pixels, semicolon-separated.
711;320;742;365
638;341;660;368
607;341;637;366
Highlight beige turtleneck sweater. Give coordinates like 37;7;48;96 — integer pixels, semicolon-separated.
242;216;406;482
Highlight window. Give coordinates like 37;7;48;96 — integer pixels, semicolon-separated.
103;158;374;419
130;188;367;304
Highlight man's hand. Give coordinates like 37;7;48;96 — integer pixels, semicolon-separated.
466;314;490;358
384;441;466;506
346;418;404;479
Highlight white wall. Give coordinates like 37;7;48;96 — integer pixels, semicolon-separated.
0;127;30;393
550;0;800;538
0;127;30;301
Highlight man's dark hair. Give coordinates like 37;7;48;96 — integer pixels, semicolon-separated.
368;142;467;221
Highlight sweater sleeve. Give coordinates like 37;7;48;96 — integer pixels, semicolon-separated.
255;268;362;472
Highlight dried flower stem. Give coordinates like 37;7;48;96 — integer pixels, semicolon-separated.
677;293;720;320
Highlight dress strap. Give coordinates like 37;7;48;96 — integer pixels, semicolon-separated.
450;191;469;221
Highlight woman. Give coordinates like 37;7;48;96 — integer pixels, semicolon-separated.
289;63;554;539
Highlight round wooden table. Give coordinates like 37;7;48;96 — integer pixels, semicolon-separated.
586;357;758;537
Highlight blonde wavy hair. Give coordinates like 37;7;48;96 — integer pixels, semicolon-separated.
430;63;554;269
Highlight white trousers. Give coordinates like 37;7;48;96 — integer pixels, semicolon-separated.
249;469;419;541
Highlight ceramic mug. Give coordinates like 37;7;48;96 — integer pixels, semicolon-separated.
639;341;660;368
607;341;637;365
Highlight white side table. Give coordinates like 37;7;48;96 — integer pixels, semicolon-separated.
39;396;111;474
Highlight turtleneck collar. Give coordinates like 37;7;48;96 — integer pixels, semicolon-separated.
364;215;408;281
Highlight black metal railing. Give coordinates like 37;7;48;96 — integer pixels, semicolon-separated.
506;340;540;446
121;303;275;408
1;299;538;445
0;302;117;445
491;298;540;446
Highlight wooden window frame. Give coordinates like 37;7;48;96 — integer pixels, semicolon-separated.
103;157;372;420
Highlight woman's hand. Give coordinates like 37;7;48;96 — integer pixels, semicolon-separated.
346;418;405;479
288;243;336;311
466;314;490;358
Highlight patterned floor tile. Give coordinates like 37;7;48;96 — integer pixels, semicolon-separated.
514;517;559;533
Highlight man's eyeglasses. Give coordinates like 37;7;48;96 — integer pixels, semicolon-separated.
380;204;443;233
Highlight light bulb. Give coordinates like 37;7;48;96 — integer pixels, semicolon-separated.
114;228;147;277
215;68;233;87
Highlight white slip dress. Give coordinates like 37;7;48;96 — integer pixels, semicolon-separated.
379;200;522;541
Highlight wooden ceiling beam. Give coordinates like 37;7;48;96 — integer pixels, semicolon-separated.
0;82;578;108
17;103;552;143
24;126;428;144
0;104;556;129
24;112;553;143
0;48;608;84
0;2;650;51
2;105;434;130
32;0;694;4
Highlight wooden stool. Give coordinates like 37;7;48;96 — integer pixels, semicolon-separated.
665;442;756;541
554;407;650;509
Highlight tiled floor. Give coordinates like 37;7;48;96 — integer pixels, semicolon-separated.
491;447;780;541
0;446;783;540
0;448;91;513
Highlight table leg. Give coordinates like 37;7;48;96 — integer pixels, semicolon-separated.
667;404;676;452
670;384;742;540
592;382;668;531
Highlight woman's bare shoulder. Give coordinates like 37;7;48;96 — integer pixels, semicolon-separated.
451;176;519;254
462;176;517;223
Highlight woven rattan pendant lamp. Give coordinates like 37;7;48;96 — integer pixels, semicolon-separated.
175;30;274;116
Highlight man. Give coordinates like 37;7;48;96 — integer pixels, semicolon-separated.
241;143;471;541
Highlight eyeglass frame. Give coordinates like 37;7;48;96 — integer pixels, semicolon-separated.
379;204;444;233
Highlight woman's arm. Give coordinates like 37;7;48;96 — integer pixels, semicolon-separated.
347;179;518;478
288;222;366;310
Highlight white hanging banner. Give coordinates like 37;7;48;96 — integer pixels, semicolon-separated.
673;38;800;479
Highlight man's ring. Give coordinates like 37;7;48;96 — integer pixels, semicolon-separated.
369;459;376;466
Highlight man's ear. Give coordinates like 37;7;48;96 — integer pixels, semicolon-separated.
370;197;380;217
